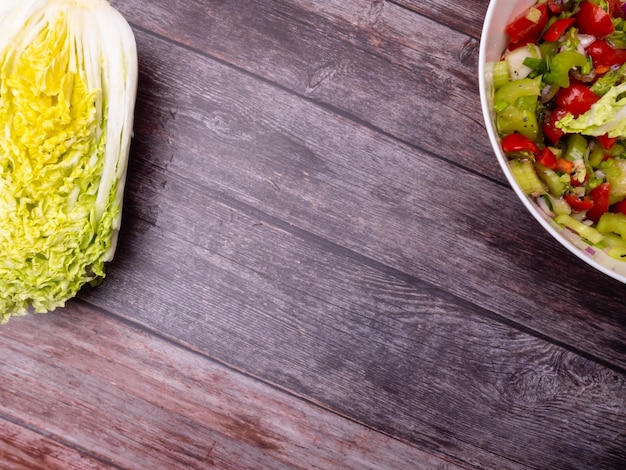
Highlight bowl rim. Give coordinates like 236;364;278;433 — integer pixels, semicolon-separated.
478;0;626;284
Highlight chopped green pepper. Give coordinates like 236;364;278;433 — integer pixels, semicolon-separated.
494;76;542;140
564;134;588;162
603;158;626;204
544;50;588;88
596;212;626;239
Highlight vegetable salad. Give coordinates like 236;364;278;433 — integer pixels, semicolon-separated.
494;0;626;260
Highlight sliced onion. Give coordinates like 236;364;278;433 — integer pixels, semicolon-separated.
536;196;555;217
578;34;596;49
541;84;558;103
571;68;596;83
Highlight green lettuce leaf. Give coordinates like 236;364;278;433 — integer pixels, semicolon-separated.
556;82;626;138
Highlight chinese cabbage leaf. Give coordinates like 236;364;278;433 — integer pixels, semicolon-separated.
0;0;137;321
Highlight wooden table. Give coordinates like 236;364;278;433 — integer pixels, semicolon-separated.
1;1;625;468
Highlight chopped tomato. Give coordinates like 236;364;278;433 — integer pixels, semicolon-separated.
587;182;611;223
598;134;618;150
505;3;550;44
537;147;558;170
607;0;623;18
543;18;576;41
612;200;626;215
609;47;626;66
577;1;614;37
570;171;589;187
586;39;626;68
565;193;594;212
555;84;600;117
543;107;569;145
501;133;540;158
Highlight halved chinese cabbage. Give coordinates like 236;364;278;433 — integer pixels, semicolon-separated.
0;0;137;321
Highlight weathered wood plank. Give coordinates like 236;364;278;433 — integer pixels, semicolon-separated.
0;304;463;470
114;28;626;370
108;0;498;181
0;420;109;470
394;0;489;39
0;2;624;470
82;169;626;469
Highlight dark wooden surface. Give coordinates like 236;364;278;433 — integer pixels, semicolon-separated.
1;1;625;469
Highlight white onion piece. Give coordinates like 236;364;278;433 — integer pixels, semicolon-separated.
506;44;542;80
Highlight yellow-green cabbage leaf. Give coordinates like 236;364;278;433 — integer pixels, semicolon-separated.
0;0;137;321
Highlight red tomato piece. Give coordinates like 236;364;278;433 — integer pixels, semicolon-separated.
607;0;623;18
577;1;614;36
565;193;594;212
570;171;589;187
543;17;576;41
505;4;550;44
612;200;626;215
587;182;611;223
543;107;569;145
598;133;618;150
537;147;558;170
586;39;626;68
501;133;541;157
555;84;600;117
613;49;626;66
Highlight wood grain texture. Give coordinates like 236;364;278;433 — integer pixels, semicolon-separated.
0;305;462;470
111;25;625;369
83;174;626;469
1;1;625;469
109;0;497;180
0;420;108;470
104;0;626;368
393;0;489;39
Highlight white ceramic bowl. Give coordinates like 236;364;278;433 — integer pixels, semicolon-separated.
478;0;626;283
